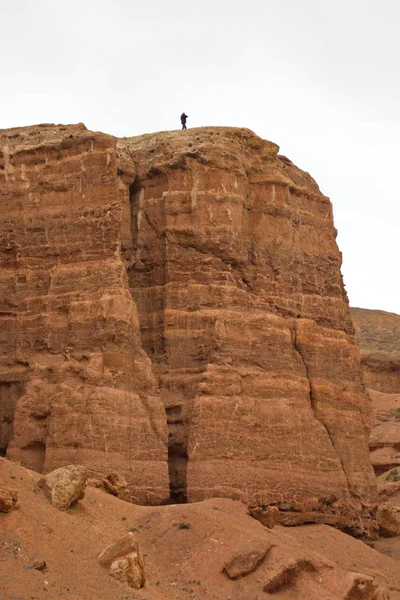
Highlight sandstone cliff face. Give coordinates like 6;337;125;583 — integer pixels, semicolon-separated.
0;124;377;527
0;124;169;504
352;308;400;475
351;308;400;394
118;127;377;527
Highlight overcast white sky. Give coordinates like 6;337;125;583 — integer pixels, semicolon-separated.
1;0;399;314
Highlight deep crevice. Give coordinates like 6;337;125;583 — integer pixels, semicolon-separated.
125;177;189;503
0;381;24;458
167;446;188;503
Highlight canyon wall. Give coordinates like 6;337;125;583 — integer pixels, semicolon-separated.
351;307;400;394
351;307;400;476
0;124;169;504
0;124;377;528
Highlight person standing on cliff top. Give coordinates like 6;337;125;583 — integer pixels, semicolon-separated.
180;113;188;130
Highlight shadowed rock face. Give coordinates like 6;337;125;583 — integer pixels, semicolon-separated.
0;124;377;528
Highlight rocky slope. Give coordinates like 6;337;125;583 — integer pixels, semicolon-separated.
0;124;377;530
1;458;399;600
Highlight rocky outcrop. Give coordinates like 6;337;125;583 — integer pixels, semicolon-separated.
352;309;400;476
41;464;87;510
0;485;19;512
98;532;145;589
118;127;377;529
223;538;273;578
378;468;400;505
376;503;400;537
102;472;131;502
1;124;377;527
369;392;400;475
351;308;400;394
0;124;169;504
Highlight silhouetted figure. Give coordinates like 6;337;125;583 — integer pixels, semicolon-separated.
181;113;188;130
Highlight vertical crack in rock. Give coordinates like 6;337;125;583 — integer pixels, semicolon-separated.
0;382;23;456
292;323;349;489
126;177;188;503
1;125;377;525
115;126;378;529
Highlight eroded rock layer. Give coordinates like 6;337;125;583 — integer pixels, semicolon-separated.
351;307;400;394
1;124;377;527
352;308;400;475
118;127;377;528
0;124;169;504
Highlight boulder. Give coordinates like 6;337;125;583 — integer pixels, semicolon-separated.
376;504;400;537
250;505;280;529
223;538;273;579
102;473;131;502
341;572;389;600
41;465;87;511
0;486;19;512
98;532;139;567
109;552;145;589
98;532;145;589
263;558;319;593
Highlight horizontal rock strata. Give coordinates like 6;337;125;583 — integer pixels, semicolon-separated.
1;124;377;527
351;307;400;394
351;308;400;476
118;127;376;529
0;124;169;504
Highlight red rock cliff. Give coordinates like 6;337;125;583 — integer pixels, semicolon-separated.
0;124;377;529
351;307;400;476
0;124;169;504
351;307;400;395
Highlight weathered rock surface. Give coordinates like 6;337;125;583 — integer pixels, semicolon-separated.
365;389;400;475
98;532;139;566
98;532;145;588
1;124;377;527
351;309;400;478
0;123;169;504
378;468;400;510
223;538;273;578
41;464;87;510
102;472;131;502
0;485;19;512
351;308;400;394
376;503;400;537
109;552;145;589
119;127;377;529
369;408;400;475
250;505;280;529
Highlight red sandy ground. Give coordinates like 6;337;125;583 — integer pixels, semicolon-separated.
1;457;400;600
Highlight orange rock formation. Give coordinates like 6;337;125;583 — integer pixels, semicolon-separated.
0;124;377;531
0;124;169;504
352;308;400;476
351;308;400;394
